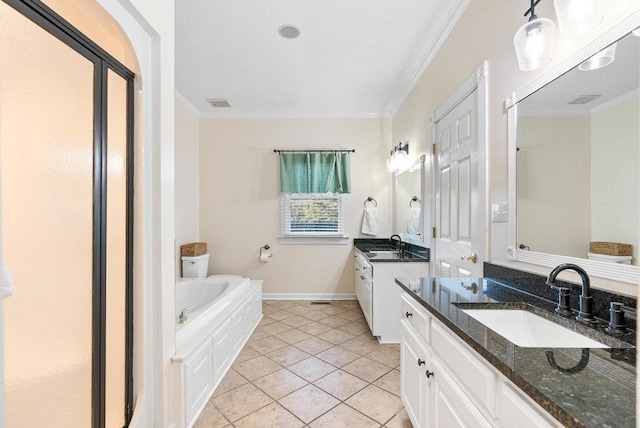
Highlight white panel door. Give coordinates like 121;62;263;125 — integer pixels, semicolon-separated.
434;89;481;277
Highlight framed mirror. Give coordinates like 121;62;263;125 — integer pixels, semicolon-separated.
395;155;426;244
506;13;640;284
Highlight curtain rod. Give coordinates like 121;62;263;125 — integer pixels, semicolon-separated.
273;149;355;153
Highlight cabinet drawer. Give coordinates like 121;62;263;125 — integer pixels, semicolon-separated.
355;253;373;281
401;293;430;342
431;320;497;418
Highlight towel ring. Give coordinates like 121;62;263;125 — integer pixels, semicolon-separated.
364;197;377;208
410;196;421;207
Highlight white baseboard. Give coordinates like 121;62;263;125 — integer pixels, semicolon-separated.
262;293;356;301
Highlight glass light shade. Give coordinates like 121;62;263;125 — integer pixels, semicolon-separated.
394;149;408;172
514;18;556;71
578;42;617;71
554;0;602;35
633;28;640;37
386;157;395;173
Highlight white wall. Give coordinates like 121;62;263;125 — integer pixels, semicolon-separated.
199;118;393;296
517;115;591;258
591;96;639;263
391;0;640;292
175;95;201;277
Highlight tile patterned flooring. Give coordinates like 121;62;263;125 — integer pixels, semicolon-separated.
194;300;413;427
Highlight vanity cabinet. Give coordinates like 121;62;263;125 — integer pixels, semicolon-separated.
355;252;428;342
399;292;561;428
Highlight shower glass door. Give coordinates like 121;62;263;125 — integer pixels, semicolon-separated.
1;2;94;425
0;0;134;426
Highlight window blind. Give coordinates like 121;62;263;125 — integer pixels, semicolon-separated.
281;193;348;237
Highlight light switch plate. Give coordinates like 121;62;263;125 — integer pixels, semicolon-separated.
491;202;508;223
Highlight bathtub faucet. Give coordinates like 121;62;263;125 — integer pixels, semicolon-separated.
178;306;195;324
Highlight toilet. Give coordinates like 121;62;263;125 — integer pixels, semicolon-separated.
181;253;241;279
181;254;210;278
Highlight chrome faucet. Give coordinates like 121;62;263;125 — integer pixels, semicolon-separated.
546;263;595;324
178;306;195;324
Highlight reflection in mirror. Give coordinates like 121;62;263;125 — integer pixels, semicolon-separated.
516;31;639;266
395;156;425;243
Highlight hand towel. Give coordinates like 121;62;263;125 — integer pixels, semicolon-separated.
361;205;379;236
407;206;421;235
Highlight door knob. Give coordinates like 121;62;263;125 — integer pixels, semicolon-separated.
425;370;434;378
417;359;426;366
405;312;413;318
460;252;478;263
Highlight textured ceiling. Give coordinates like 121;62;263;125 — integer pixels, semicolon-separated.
175;0;467;118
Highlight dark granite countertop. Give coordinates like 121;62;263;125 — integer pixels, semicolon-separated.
396;276;636;428
354;238;429;263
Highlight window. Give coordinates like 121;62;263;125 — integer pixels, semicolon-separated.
281;193;349;243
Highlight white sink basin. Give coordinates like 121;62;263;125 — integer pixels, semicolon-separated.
462;309;609;348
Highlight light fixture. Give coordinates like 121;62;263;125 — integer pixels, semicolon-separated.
633;27;640;37
514;0;556;71
386;142;409;173
554;0;602;35
578;42;617;71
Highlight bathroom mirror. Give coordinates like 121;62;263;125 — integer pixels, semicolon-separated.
395;155;426;244
506;16;640;284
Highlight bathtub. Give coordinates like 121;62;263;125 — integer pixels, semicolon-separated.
175;275;254;352
172;275;263;428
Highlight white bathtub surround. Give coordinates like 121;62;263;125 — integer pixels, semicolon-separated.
172;276;262;428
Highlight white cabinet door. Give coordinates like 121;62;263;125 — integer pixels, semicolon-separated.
431;357;492;428
401;323;431;428
185;339;214;426
355;255;373;329
361;275;373;329
212;318;231;385
499;382;558;428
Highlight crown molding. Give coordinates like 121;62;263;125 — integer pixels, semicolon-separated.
590;88;640;114
387;0;471;117
175;91;202;118
199;111;392;120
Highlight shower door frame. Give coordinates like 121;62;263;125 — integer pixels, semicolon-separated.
2;0;135;426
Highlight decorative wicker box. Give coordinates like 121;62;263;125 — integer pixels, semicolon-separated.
180;242;208;257
589;242;632;256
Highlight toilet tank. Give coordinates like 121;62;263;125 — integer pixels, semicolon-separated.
181;254;210;278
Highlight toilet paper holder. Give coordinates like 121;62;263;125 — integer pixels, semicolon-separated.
260;245;273;262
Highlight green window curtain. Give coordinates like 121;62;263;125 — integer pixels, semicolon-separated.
279;152;351;193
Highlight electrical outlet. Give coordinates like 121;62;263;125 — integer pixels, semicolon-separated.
491;202;508;223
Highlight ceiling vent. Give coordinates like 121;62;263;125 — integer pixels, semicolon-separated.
568;95;601;104
207;98;231;108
